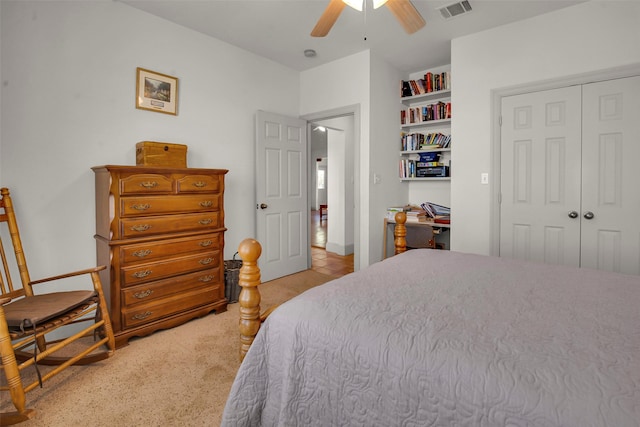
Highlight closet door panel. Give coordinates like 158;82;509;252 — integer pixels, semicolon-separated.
500;86;582;265
581;76;640;275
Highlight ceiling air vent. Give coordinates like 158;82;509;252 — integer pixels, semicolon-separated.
438;1;473;20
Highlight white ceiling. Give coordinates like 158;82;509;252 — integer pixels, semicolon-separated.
121;0;585;72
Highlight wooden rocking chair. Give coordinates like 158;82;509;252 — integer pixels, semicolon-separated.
0;187;115;425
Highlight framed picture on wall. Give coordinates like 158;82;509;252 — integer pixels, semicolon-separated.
135;67;178;115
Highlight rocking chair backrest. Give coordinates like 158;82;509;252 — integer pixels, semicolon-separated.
0;187;31;300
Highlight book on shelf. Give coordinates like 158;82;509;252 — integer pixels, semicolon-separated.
400;71;451;98
401;103;451;125
424;71;451;93
419;152;440;162
401;81;412;97
417;161;445;167
401;132;451;151
416;166;449;178
434;215;451;224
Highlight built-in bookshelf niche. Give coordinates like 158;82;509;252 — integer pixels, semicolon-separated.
399;67;451;181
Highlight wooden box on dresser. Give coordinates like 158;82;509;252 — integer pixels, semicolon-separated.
92;165;228;348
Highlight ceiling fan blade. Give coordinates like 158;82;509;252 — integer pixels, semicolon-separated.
385;0;426;34
311;0;346;37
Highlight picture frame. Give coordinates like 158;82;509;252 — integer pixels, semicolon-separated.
135;67;178;115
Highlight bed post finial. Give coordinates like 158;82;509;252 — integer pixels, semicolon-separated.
394;212;407;255
238;238;262;362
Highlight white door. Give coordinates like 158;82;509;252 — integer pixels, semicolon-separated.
500;86;583;265
580;76;640;275
255;110;308;282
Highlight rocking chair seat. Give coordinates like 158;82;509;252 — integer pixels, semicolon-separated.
0;187;115;425
3;290;96;332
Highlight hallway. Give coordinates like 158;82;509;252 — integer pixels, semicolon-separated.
310;209;353;277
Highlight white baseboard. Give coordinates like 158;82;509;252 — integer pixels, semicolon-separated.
325;242;354;256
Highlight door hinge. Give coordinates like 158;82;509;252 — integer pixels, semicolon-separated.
499;115;502;126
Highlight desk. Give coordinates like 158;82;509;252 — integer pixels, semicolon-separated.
382;218;450;259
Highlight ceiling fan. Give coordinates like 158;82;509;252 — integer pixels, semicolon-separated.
311;0;425;37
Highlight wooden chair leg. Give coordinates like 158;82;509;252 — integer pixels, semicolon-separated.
90;270;116;354
0;309;35;425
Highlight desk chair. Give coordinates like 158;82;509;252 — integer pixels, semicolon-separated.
319;204;327;221
404;223;437;249
0;187;115;424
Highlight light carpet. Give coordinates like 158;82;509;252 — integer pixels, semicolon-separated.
0;269;336;427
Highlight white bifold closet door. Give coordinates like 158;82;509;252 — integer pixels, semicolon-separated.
500;76;640;276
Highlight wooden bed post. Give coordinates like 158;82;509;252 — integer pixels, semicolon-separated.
237;238;262;362
394;212;407;255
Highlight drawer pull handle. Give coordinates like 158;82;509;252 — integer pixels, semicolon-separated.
131;224;152;232
131;203;151;211
132;270;152;279
199;258;214;265
193;181;207;188
199;240;213;247
132;249;153;258
199;275;214;282
133;289;154;299
199;219;213;225
140;182;158;189
132;311;153;320
200;200;213;208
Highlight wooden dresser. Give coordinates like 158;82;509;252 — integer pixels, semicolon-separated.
92;165;228;348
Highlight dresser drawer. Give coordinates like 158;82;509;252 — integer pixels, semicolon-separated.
121;285;218;329
119;173;174;194
177;174;222;193
120;233;221;264
121;267;222;307
121;250;220;287
119;212;220;238
120;194;221;217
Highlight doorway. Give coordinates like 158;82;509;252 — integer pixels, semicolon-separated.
307;111;356;272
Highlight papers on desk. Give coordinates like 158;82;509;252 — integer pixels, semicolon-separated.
387;203;450;224
386;206;409;221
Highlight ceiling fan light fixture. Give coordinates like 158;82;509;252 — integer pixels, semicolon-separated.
342;0;363;11
372;0;388;9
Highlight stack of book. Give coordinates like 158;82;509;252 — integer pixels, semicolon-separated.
405;209;429;223
420;202;450;224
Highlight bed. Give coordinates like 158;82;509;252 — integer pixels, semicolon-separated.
222;226;640;426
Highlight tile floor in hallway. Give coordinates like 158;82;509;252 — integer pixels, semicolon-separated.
311;246;354;277
310;209;354;277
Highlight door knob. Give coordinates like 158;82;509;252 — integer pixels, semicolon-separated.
568;211;578;219
583;211;594;220
259;203;268;210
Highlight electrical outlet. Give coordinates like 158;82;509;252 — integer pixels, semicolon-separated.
481;173;489;184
